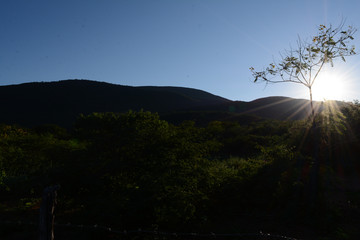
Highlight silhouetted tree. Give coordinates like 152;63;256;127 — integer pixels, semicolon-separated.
250;22;356;118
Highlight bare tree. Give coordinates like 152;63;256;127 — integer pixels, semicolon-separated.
250;22;356;118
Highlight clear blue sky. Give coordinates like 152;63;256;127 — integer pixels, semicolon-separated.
1;0;360;101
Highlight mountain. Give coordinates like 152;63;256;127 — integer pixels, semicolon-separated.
0;80;230;127
161;97;322;125
220;96;319;120
0;79;337;127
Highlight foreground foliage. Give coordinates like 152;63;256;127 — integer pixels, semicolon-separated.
1;103;360;239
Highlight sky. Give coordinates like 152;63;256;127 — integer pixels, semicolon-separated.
1;0;360;102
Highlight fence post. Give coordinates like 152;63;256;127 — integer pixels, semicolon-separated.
39;185;60;240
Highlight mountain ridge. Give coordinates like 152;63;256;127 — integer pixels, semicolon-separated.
0;79;334;127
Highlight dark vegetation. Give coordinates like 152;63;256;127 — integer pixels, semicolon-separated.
1;80;360;239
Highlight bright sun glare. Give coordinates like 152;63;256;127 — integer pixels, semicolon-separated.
311;68;349;101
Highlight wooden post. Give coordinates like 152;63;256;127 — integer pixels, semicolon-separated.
39;185;60;240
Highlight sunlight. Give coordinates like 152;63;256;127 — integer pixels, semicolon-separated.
311;67;350;101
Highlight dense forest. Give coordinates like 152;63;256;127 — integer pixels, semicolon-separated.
1;100;360;239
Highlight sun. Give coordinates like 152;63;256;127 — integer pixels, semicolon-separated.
311;68;349;101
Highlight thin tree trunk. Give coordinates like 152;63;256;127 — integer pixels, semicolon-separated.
308;86;319;206
309;86;315;119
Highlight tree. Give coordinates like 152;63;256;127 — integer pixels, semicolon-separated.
250;22;356;118
73;111;217;227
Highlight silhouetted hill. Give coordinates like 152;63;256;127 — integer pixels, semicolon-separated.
0;79;343;127
0;80;230;127
222;97;318;120
181;96;324;124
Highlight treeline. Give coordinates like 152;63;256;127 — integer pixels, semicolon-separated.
1;102;360;239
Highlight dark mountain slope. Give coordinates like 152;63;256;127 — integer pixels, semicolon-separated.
190;96;323;121
235;96;317;120
0;80;230;127
0;79;344;127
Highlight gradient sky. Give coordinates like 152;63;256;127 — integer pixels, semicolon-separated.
1;0;360;101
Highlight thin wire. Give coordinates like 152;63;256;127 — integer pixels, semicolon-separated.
1;220;301;240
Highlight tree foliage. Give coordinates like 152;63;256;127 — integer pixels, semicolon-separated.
1;107;360;237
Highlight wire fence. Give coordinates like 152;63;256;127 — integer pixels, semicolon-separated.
1;186;303;240
1;220;301;240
